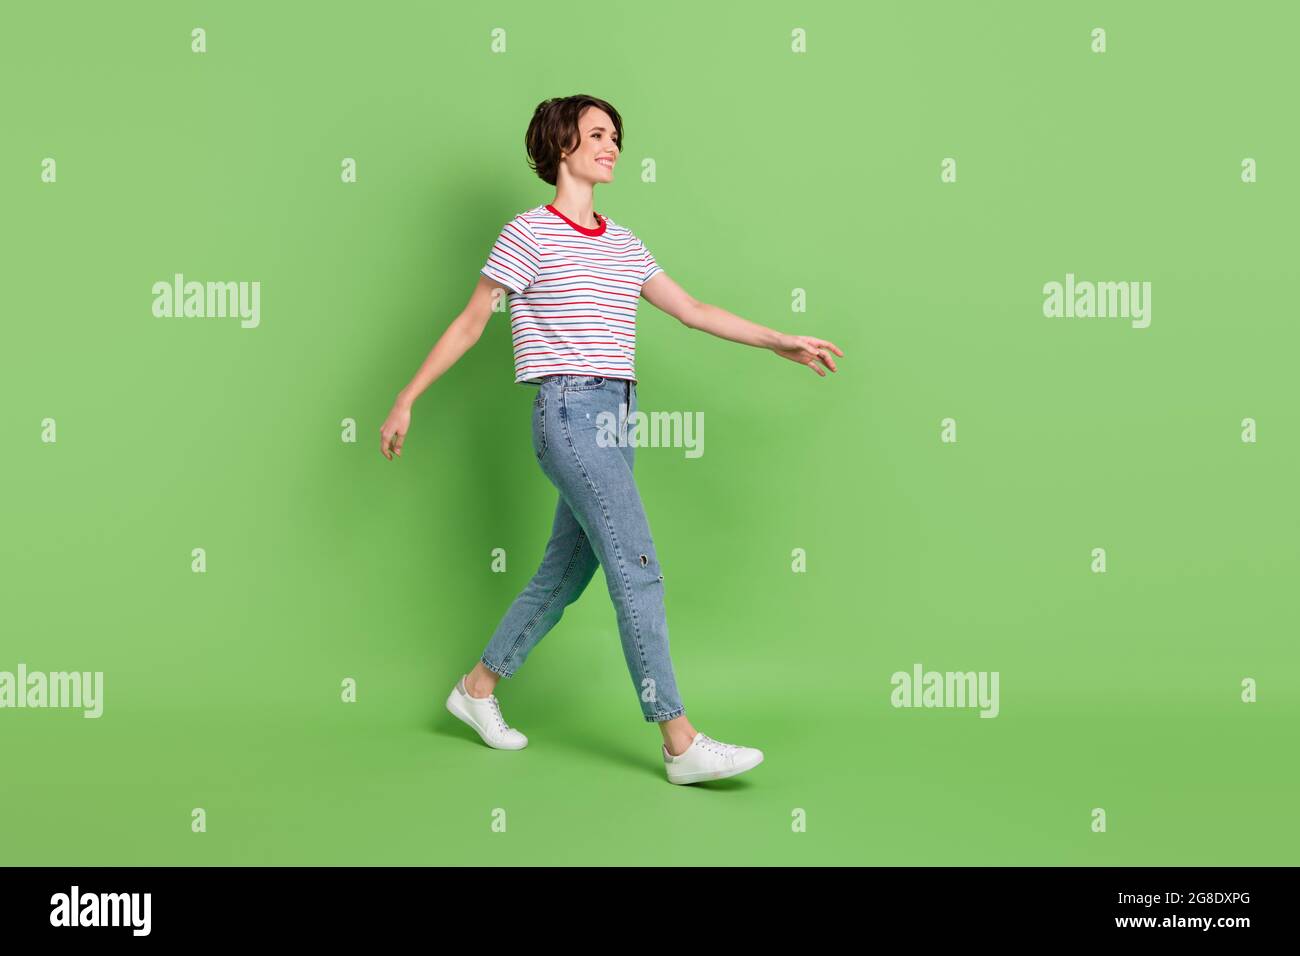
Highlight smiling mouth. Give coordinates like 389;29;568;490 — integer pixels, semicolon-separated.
597;158;615;169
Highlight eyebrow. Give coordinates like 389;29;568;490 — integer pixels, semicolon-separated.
588;126;619;136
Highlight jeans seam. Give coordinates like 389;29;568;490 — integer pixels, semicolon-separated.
499;530;587;670
560;390;651;681
534;394;547;460
480;655;513;679
646;707;685;723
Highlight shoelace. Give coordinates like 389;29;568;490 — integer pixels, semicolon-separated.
487;696;510;733
695;734;741;757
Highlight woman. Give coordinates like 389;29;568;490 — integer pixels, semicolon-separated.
380;94;842;785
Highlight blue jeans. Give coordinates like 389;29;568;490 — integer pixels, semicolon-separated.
479;374;686;723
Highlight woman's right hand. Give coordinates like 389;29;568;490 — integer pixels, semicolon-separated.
380;399;412;460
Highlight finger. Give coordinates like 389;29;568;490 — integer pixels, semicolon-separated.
380;431;393;460
816;339;844;357
393;432;405;456
804;346;834;372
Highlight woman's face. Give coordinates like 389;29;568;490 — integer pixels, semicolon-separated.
560;106;619;184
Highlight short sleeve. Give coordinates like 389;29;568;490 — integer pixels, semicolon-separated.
481;217;543;295
640;238;663;285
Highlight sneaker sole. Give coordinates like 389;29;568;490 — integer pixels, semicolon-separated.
666;751;764;785
445;690;528;750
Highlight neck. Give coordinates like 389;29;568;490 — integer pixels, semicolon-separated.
550;181;598;228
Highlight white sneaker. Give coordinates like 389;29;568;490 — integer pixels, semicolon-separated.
663;732;764;784
445;675;528;750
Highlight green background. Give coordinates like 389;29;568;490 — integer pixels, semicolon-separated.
2;1;1296;865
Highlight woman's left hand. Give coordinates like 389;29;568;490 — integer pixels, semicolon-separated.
773;334;843;376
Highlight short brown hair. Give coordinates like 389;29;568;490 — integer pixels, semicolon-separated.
525;95;624;186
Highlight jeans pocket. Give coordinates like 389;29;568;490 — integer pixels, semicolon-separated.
532;392;547;460
563;375;606;390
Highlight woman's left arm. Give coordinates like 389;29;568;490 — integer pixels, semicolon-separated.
641;272;844;376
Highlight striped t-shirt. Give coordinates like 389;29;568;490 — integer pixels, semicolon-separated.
480;203;662;384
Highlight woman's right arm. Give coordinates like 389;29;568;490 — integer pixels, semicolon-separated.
379;275;506;460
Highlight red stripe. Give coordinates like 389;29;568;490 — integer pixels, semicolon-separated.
528;283;639;298
510;322;633;330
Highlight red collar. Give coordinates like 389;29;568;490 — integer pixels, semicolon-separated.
545;203;606;236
